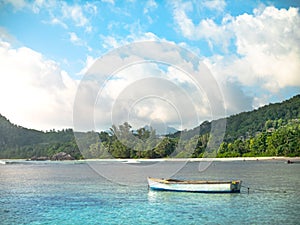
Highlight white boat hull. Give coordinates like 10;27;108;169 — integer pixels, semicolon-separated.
147;177;241;193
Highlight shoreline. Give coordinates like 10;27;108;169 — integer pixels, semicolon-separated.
1;156;299;164
136;156;300;162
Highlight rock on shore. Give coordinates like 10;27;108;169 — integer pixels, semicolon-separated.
30;156;49;161
51;152;74;161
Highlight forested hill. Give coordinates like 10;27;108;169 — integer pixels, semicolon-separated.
0;94;299;159
171;94;300;142
0;115;80;159
169;94;300;157
225;94;300;142
0;115;44;147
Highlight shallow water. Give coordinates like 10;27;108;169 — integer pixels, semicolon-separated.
0;160;299;224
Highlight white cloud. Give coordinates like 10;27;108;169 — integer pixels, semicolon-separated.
2;1;95;33
2;0;26;9
173;4;300;95
2;0;56;13
0;27;17;43
100;35;121;49
202;0;226;12
91;64;206;130
62;3;88;27
77;55;97;76
172;0;231;49
0;40;78;130
84;2;98;14
31;0;45;13
69;32;80;44
48;17;68;29
230;6;300;91
144;0;158;14
100;32;162;51
143;0;158;23
172;1;194;38
68;32;92;51
73;42;225;131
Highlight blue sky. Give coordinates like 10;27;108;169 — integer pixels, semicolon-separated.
0;0;299;131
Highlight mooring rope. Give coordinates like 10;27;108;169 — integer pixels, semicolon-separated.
241;185;287;194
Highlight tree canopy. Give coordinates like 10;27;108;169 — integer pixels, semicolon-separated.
0;94;299;159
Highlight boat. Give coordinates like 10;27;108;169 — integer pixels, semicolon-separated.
147;177;242;193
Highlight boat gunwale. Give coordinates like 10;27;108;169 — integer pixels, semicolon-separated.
148;177;241;185
149;187;241;193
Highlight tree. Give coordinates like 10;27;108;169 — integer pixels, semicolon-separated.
153;137;175;158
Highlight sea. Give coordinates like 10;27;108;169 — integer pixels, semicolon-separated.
0;159;299;225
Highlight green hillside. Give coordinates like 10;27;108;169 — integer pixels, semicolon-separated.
171;95;300;157
0;116;81;159
225;95;300;142
171;95;300;141
0;94;299;159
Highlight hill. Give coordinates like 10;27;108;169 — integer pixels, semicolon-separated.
170;95;300;157
0;115;80;159
0;94;299;159
171;94;300;142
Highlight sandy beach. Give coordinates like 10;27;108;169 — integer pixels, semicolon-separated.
136;156;300;162
174;156;300;162
1;156;300;165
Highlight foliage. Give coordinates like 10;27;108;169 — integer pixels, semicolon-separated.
216;119;300;157
0;115;80;159
0;95;299;159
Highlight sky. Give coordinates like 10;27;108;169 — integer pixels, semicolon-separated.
0;0;299;131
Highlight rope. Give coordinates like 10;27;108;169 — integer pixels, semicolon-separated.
241;185;287;194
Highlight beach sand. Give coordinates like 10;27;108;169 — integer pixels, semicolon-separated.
137;156;300;162
1;156;299;164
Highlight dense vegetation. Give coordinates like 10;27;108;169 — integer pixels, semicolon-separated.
0;116;81;159
0;95;299;159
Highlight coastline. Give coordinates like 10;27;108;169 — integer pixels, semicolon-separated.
1;156;300;164
179;156;300;162
138;156;300;162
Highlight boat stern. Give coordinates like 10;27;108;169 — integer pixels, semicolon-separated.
230;180;242;193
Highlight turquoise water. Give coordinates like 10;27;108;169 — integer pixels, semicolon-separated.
1;160;299;224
